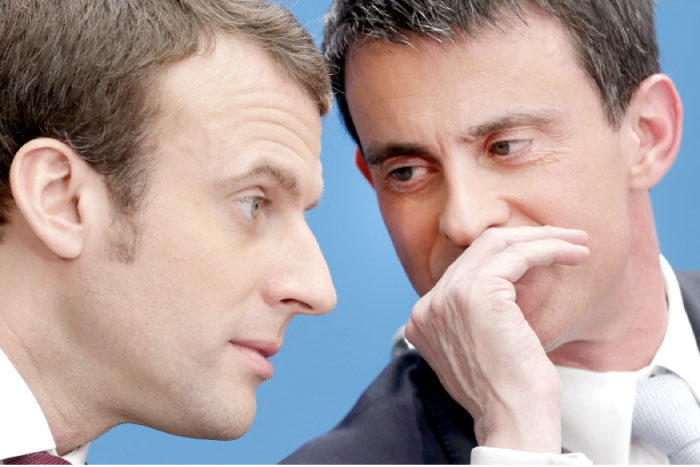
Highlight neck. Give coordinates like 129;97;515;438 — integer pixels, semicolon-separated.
548;194;668;372
0;222;116;455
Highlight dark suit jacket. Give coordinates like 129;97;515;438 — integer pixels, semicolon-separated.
282;271;700;464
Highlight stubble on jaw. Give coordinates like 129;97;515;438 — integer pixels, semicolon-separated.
105;211;142;264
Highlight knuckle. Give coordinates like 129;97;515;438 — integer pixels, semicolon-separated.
427;294;447;319
452;289;472;313
404;318;417;341
506;241;525;255
470;275;515;311
413;292;432;313
504;241;530;261
409;305;426;329
485;284;516;311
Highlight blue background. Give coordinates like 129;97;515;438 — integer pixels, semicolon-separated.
88;0;700;463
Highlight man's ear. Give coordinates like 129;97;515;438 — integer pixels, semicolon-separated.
354;147;374;188
9;138;100;259
626;74;683;191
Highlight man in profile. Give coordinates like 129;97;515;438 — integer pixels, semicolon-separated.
0;0;336;463
284;0;700;463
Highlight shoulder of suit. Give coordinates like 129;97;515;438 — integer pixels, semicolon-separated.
677;270;700;305
677;270;700;282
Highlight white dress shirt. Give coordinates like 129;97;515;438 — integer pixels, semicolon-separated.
472;256;700;464
0;347;89;464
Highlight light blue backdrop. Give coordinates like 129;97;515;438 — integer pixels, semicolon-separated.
88;0;700;463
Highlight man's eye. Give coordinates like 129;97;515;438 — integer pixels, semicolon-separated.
388;166;414;181
489;139;529;157
236;196;265;220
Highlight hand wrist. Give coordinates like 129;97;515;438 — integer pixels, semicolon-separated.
481;385;561;453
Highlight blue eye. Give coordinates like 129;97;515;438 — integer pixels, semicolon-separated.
236;196;265;220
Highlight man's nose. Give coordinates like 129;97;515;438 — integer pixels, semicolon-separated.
269;222;337;316
438;175;510;247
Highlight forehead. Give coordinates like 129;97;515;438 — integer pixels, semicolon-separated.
345;5;601;139
149;34;323;179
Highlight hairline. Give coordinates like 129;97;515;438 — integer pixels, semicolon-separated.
101;27;328;220
327;0;650;150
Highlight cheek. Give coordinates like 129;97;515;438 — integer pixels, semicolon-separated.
566;160;630;246
376;193;441;292
134;201;261;315
517;145;627;228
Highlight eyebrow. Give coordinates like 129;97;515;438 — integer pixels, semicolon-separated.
467;110;562;140
363;110;563;166
364;143;430;166
226;163;321;210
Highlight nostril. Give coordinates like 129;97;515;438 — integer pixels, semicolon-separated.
281;298;312;310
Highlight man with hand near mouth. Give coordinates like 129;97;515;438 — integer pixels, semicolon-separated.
0;0;336;463
284;0;700;464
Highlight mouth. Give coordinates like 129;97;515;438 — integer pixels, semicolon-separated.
229;340;281;380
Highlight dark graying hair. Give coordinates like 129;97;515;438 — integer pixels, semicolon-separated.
323;0;659;147
0;0;331;228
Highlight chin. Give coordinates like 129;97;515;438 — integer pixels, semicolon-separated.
185;411;256;441
168;390;258;441
208;421;254;441
212;399;257;441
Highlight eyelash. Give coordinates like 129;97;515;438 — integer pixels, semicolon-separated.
382;164;434;194
387;166;415;181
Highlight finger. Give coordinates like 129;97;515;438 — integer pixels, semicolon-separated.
444;226;588;277
473;226;589;251
477;238;590;284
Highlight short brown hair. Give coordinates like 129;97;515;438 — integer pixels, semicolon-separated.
323;0;659;147
0;0;331;226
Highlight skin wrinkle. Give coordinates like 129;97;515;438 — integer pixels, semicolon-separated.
160;92;319;171
235;116;320;164
219;90;320;148
466;111;564;141
219;164;305;205
364;109;568;167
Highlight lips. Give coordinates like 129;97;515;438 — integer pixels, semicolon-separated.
229;340;280;379
233;340;281;358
